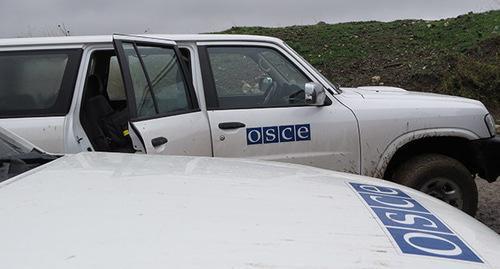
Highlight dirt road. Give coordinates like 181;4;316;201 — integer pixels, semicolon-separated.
476;178;500;233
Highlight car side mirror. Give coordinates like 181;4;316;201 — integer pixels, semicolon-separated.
305;82;326;106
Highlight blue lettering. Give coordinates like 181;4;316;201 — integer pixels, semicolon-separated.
246;124;311;145
372;207;451;233
263;126;279;144
279;125;296;142
246;128;262;145
359;192;429;213
350;183;410;198
349;182;482;263
387;228;482;262
295;124;311;141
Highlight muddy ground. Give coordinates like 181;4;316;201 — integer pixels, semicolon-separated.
476;178;500;233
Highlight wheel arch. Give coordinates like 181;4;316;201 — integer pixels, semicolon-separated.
374;128;481;180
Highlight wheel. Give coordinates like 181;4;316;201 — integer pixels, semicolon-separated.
391;153;478;216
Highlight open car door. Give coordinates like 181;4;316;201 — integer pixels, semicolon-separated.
112;34;212;156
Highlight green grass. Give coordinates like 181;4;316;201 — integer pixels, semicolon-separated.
218;10;500;117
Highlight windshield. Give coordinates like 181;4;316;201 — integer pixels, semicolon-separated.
0;138;26;157
0;128;56;182
0;129;33;159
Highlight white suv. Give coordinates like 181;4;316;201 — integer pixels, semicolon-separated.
0;34;498;214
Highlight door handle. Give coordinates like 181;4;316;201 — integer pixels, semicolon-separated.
218;122;246;130
151;137;168;148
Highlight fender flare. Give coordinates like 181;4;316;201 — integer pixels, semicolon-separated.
373;128;480;178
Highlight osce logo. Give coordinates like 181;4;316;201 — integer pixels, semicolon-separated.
349;182;483;263
246;124;311;145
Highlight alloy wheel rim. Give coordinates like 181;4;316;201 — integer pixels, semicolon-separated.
420;177;464;209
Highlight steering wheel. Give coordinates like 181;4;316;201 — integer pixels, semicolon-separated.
262;80;278;105
256;59;280;105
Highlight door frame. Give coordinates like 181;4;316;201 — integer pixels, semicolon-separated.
112;34;200;122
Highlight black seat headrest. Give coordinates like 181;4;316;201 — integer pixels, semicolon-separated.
86;74;103;98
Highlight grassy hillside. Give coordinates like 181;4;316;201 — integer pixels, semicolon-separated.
219;10;500;117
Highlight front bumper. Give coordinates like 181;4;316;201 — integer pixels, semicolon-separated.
470;135;500;182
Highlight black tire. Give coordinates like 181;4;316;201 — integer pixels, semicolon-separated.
391;153;478;216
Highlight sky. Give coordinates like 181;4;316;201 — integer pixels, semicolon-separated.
0;0;499;38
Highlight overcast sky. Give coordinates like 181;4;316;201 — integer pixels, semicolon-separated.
1;0;499;38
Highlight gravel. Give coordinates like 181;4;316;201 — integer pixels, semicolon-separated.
476;177;500;233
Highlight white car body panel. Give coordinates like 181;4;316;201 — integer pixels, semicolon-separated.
0;35;285;48
209;104;360;173
337;87;491;176
131;112;212;156
0;116;66;153
0;34;493;178
0;126;46;153
0;152;498;268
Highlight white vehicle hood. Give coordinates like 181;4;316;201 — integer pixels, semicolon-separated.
342;86;484;106
0;152;498;268
336;86;492;177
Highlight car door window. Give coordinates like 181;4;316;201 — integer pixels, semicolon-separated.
206;46;312;109
121;43;191;118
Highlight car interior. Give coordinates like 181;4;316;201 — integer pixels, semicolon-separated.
80;50;133;152
80;48;192;153
207;47;309;109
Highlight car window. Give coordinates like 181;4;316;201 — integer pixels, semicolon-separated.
0;129;32;158
0;50;82;117
122;44;191;118
0;128;57;183
260;50;309;87
206;46;312;109
0;139;23;158
210;51;267;97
